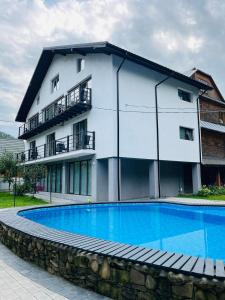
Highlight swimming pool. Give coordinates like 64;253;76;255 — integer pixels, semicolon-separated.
19;203;225;261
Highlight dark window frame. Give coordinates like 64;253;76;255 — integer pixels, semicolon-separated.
178;89;192;102
68;159;91;196
36;94;40;105
77;58;85;73
46;164;62;193
180;126;194;141
51;74;59;93
28;113;39;130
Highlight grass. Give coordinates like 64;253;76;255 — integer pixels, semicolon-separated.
0;192;47;208
179;194;225;201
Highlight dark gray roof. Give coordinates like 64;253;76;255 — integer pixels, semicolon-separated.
0;139;24;155
16;41;211;122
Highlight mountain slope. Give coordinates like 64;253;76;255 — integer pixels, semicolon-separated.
0;131;14;139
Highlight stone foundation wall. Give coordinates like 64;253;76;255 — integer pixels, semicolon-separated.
0;223;225;300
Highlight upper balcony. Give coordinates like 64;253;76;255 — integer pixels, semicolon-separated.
18;82;92;140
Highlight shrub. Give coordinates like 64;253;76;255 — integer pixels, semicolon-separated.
197;185;212;197
197;185;225;197
13;183;31;196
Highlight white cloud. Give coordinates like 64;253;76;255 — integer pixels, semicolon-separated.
186;36;204;53
0;0;225;136
153;31;179;52
152;30;204;54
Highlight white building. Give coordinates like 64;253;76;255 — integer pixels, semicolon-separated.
15;42;210;201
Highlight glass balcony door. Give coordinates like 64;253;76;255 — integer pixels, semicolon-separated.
73;120;87;150
46;133;55;157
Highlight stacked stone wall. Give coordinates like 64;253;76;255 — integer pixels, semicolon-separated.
0;223;225;300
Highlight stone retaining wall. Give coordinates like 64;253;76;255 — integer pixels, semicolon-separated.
0;223;225;300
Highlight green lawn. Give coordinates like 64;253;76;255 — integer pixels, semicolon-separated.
179;194;225;201
0;192;47;208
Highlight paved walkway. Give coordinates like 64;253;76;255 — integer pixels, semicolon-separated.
166;197;225;206
30;192;225;206
0;243;109;300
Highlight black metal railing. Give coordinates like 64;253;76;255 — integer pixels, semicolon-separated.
16;131;95;163
18;85;91;138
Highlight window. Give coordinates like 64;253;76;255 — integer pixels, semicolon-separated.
51;75;59;93
68;160;92;195
180;127;194;141
36;94;40;105
67;78;91;106
178;89;192;102
73;120;87;150
46;133;55;156
29;114;39;130
29;140;37;160
46;164;62;193
77;58;85;72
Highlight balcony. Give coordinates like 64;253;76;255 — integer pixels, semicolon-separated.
18;84;92;140
16;131;95;163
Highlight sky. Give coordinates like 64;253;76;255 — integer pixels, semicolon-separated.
1;0;225;137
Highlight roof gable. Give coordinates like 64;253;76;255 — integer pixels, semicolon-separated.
16;42;211;122
191;69;224;102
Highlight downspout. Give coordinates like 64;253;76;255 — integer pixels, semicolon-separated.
197;89;207;178
116;55;127;202
154;75;173;198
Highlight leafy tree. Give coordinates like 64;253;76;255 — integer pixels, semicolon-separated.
0;152;18;191
22;164;46;196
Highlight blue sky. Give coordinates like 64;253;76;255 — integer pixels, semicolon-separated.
1;0;225;137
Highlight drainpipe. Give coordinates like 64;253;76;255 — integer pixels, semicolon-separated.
154;75;172;198
196;89;207;180
116;55;127;202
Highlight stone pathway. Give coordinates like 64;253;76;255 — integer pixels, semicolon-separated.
0;243;110;300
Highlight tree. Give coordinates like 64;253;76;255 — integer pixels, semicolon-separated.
0;152;18;191
22;164;46;196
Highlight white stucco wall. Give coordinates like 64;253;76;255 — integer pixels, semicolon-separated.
115;57;200;163
24;52;200;164
157;80;200;163
25;53;116;159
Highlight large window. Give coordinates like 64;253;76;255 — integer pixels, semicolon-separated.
29;114;39;130
29;140;37;160
67;78;91;107
68;160;92;195
46;164;62;193
73;119;87;150
180;127;194;141
46;133;55;157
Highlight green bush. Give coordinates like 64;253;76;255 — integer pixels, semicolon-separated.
197;185;212;197
197;185;225;197
13;183;31;196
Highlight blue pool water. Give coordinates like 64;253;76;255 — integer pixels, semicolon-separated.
19;203;225;261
